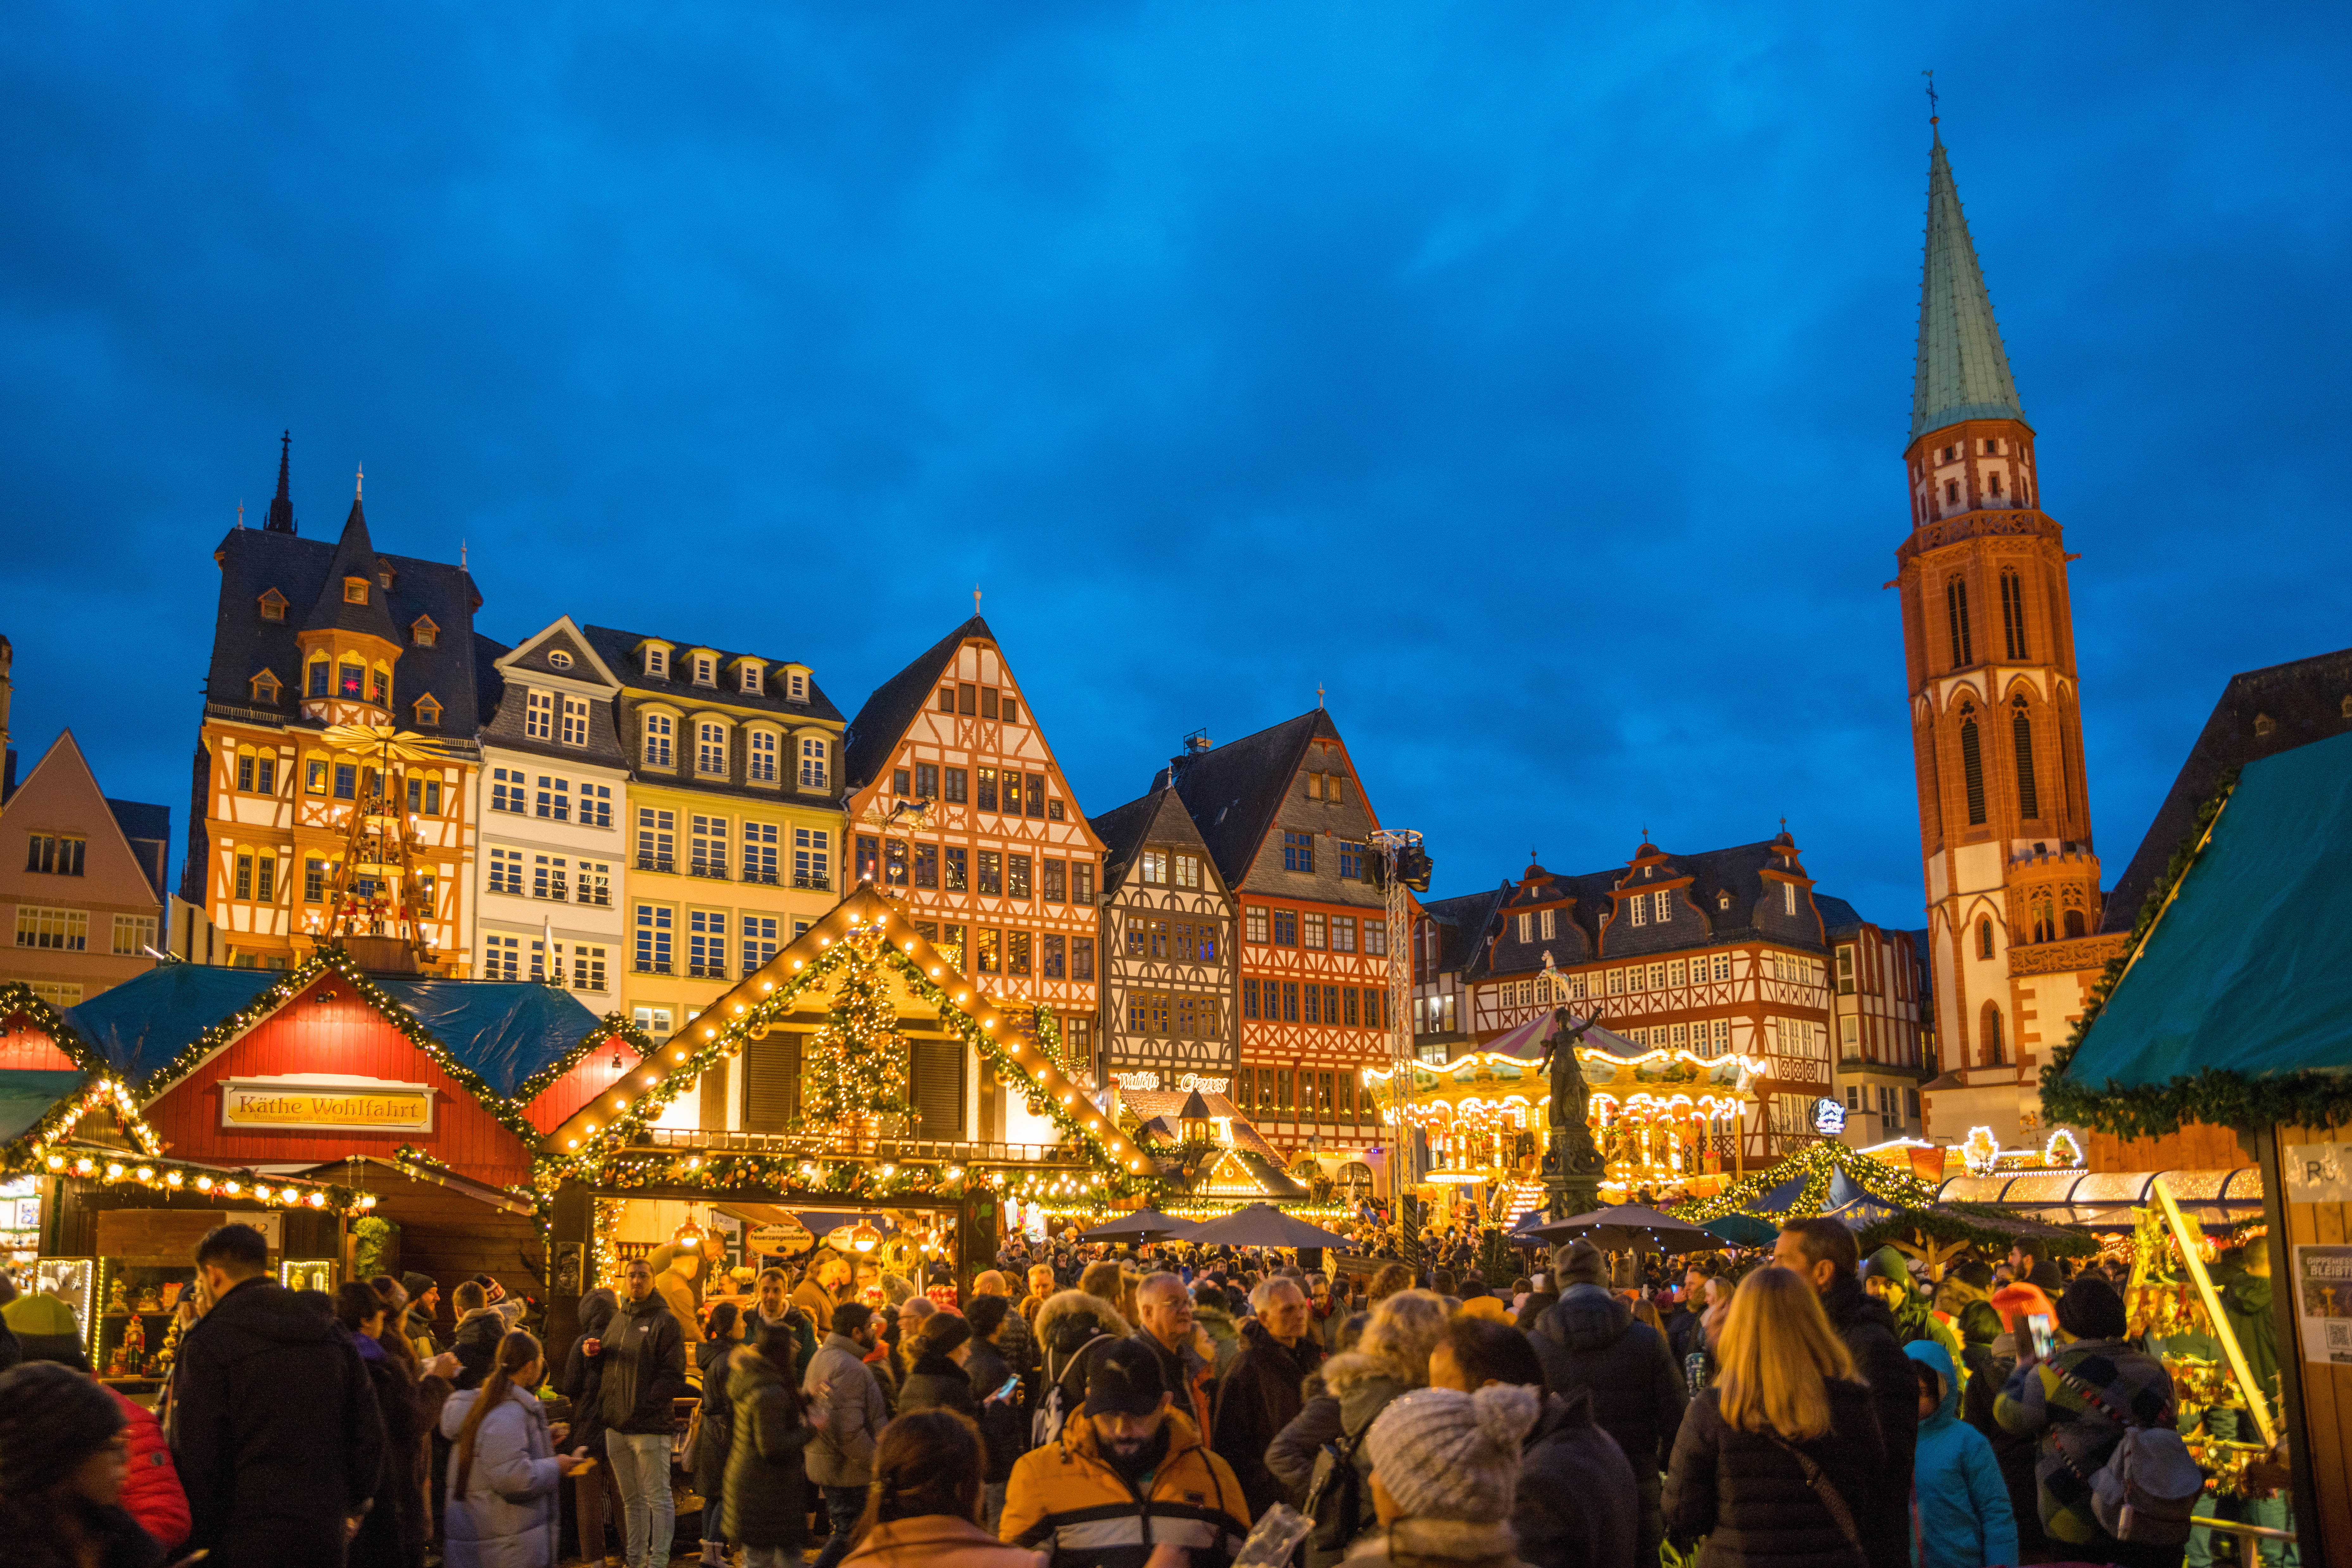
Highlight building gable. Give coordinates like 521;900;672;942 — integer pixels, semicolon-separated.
0;732;167;921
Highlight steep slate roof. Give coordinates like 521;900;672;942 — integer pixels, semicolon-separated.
1419;885;1510;972
300;499;405;642
1091;786;1220;895
1912;132;2026;442
578;624;843;717
1816;894;1866;938
105;798;172;901
840;616;989;790
203;467;486;735
1166;711;1337;891
1465;835;1839;981
2099;645;2352;934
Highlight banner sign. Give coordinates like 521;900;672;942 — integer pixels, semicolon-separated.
2282;1141;2352;1204
220;1076;434;1134
2294;1244;2352;1365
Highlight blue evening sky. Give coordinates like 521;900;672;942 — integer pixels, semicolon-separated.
3;5;2347;926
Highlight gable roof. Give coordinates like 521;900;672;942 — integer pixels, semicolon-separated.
2099;645;2352;935
65;964;283;1086
1418;884;1511;972
1091;786;1222;895
577;624;843;724
1166;710;1339;891
300;499;405;642
1;732;167;914
841;616;991;790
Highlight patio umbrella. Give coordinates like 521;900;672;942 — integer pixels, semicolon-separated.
1074;1207;1198;1242
1183;1203;1354;1250
1521;1203;1728;1255
1699;1212;1781;1247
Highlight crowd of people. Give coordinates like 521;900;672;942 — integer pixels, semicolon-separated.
0;1217;2280;1568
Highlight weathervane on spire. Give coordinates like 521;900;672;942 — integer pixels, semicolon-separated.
974;583;982;616
1923;69;1939;134
355;463;364;500
1316;683;1325;710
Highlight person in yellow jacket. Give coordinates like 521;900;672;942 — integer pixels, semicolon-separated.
1001;1338;1252;1568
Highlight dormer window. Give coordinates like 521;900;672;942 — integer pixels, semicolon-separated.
379;565;395;590
739;662;763;695
343;577;370;604
789;670;808;702
645;646;669;679
547;649;573;670
411;616;439;647
251;669;282;703
693;655;716;687
258;589;287;622
414;694;442;727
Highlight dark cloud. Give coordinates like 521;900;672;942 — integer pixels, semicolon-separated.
3;3;2348;924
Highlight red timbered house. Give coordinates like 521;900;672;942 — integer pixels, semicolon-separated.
1169;712;1405;1161
839;617;1106;1123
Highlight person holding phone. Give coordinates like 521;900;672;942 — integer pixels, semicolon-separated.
896;1313;979;1418
440;1330;595;1568
964;1297;1028;1532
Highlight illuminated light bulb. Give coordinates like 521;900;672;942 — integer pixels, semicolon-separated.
929;967;940;978
641;1072;656;1085
762;982;774;992
223;1181;242;1196
135;1166;154;1182
361;1195;378;1209
45;1154;63;1171
703;1028;716;1039
584;1122;597;1134
565;1139;578;1150
165;1170;183;1188
105;1162;124;1179
306;1192;326;1207
671;1050;686;1062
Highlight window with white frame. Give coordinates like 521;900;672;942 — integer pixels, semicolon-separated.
688;910;726;977
748;730;778;784
697;721;727;775
483;932;522;981
794;827;829;889
742;822;779;883
1140;850;1169;886
489;767;527;813
581;782;613;829
1365;920;1385;956
1628;895;1646;927
643;712;674;768
741;913;779;973
645;646;668;678
788;669;807;701
633;1004;673;1039
571;944;608;992
1783;882;1797;916
694;654;716;686
29;980;81;1007
111;914;158;957
634;903;673;972
1652;889;1671;922
535;775;570;821
799;737;828;789
1516;912;1531;942
525;690;553;740
690;815;728;876
1713;953;1732;981
1539;909;1555;939
636;807;675;871
1712;1018;1731;1050
577;860;611;906
1667;958;1686;985
560;696;589;747
739;662;762;694
488;848;525;896
532;855;568;901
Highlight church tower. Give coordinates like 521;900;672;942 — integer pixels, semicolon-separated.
1896;123;2124;1151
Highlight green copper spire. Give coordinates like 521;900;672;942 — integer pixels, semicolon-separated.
1911;130;2024;443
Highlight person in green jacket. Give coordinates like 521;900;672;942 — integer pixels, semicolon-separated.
1863;1244;1963;1368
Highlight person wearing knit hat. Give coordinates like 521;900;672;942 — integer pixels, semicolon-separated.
401;1270;442;1358
3;1287;89;1368
1349;1384;1540;1568
0;1360;160;1568
1547;1239;1607;1289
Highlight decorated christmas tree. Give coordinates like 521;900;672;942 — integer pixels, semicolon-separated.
801;924;911;1140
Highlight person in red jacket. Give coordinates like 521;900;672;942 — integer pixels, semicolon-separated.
111;1384;192;1554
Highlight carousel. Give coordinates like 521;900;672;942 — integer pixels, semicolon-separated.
1363;1008;1759;1222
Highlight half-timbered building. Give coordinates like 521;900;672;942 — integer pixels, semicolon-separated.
1458;833;1923;1161
1169;712;1401;1160
184;444;481;972
1090;783;1236;1094
838;616;1105;1119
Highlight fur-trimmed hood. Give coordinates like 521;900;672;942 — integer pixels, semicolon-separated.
1318;1347;1417;1403
1033;1288;1128;1351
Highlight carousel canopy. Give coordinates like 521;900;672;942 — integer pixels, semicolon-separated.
2055;731;2352;1130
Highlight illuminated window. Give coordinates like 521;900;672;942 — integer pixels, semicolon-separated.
560;696;588;747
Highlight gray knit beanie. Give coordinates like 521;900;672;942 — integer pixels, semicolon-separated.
1365;1383;1541;1520
1549;1239;1607;1289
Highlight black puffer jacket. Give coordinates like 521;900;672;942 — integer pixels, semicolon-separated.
600;1290;688;1435
896;1352;978;1418
1530;1284;1689;1475
558;1290;618;1457
1211;1318;1325;1523
1662;1379;1883;1568
1516;1388;1639;1568
1815;1274;1915;1568
695;1335;739;1502
349;1333;429;1568
963;1339;1025;1483
171;1276;387;1565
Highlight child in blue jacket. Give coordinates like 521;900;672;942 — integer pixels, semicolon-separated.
1907;1339;2018;1568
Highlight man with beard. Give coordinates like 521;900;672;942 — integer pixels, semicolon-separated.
1001;1338;1249;1568
1211;1275;1325;1521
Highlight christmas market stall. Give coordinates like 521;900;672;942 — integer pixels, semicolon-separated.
538;887;1167;1355
2043;731;2352;1557
1364;1010;1759;1227
28;946;645;1348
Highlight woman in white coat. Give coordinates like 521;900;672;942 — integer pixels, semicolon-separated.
440;1329;596;1568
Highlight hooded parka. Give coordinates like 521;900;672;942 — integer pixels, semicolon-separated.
438;1383;564;1568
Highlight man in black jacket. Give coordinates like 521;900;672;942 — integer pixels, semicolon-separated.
1773;1218;1915;1568
1210;1275;1324;1521
172;1222;386;1567
595;1255;688;1568
1529;1240;1686;1567
965;1295;1027;1533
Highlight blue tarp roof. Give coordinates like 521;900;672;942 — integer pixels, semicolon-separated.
64;964;608;1101
2067;730;2352;1090
0;1069;87;1145
65;965;281;1084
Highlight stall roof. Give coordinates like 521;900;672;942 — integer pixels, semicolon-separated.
0;1069;87;1145
63;961;612;1101
2063;732;2352;1096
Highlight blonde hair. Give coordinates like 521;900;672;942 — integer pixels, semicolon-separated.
1714;1267;1855;1440
1354;1288;1452;1386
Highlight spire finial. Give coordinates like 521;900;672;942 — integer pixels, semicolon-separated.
236;499;245;530
1923;68;1938;135
461;538;469;570
264;430;297;532
974;583;982;616
1316;683;1325;710
355;463;364;501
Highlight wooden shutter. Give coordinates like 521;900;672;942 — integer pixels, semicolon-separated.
908;1038;966;1140
743;1032;802;1132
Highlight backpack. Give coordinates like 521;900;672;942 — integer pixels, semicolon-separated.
1301;1415;1377;1556
1032;1331;1113;1450
2049;1364;2203;1545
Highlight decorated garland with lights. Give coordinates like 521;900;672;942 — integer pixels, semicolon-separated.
510;1015;656;1109
1670;1136;2094;1256
0;983;106;1070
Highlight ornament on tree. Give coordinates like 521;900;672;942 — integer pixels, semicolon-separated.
801;923;912;1141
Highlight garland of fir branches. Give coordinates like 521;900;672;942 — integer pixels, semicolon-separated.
2041;765;2352;1138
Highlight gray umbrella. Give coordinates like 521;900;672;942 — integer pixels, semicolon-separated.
1521;1202;1728;1255
1182;1202;1354;1250
1074;1207;1198;1242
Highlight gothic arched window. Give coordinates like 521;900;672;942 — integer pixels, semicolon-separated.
1980;1001;2005;1067
1999;570;2029;660
2064;908;2086;939
1946;576;1974;669
1978;917;1995;960
2032;897;2054;945
2012;698;2040;820
1960;711;1987;825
